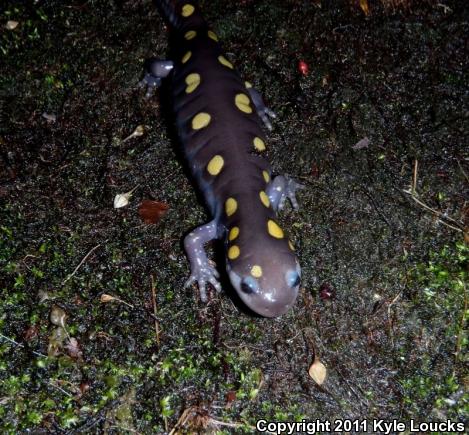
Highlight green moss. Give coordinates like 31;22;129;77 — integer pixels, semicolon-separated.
399;242;468;420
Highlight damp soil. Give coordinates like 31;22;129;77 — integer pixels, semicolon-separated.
0;0;467;433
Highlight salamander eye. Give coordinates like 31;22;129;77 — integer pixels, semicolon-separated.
286;271;300;288
240;277;257;294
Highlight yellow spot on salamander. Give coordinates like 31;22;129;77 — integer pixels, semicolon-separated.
185;73;200;93
262;170;270;183
225;197;237;217
181;4;195;17
228;226;239;241
208;30;218;41
182;51;192;64
245;81;252;88
251;265;263;278
267;219;284;239
207;155;224;176
253;136;266;151
184;30;197;40
191;112;211;130
218;55;233;69
235;93;252;114
228;245;240;260
259;191;270;208
288;240;295;251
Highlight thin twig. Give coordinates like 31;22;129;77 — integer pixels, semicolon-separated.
150;275;161;346
0;333;47;358
108;425;142;434
387;292;402;346
208;417;258;431
48;380;73;397
412;159;418;195
168;407;191;435
101;293;135;309
457;159;469;184
403;189;463;233
63;243;103;285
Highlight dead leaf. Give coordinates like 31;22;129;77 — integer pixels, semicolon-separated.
42;112;57;122
23;325;39;341
122;125;146;143
65;337;83;360
352;137;370;150
308;358;327;385
50;305;67;328
319;282;335;300
138;200;169;224
225;390;237;409
6;20;19;30
79;381;91;396
100;293;117;303
359;0;370;16
47;326;67;357
114;185;139;208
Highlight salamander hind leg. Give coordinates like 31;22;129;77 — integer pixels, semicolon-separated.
139;58;174;98
245;82;277;131
183;219;222;302
267;175;304;212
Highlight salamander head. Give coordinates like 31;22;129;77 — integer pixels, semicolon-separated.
226;242;301;317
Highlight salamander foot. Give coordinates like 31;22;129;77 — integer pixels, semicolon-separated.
246;83;277;130
267;175;304;211
183;219;222;302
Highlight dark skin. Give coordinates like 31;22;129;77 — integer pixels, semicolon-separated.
142;1;302;317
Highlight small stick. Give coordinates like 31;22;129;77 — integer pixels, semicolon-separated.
403;189;463;233
387;292;402;346
457;159;469;184
63;244;102;285
412;159;418;195
150;275;161;346
0;333;47;358
208;418;259;431
48;380;73;397
100;294;135;309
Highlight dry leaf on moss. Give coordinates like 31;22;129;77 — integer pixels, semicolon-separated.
114;185;139;208
360;0;370;16
308;358;327;385
100;294;116;303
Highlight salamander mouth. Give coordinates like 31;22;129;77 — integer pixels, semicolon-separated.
228;270;298;317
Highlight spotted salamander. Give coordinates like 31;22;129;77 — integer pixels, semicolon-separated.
141;0;303;317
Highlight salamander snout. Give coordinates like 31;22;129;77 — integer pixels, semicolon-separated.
228;259;301;317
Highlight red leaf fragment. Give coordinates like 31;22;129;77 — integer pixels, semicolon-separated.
23;325;39;341
298;60;309;76
138;200;169;224
319;282;335;300
79;381;91;396
225;390;237;409
311;163;320;179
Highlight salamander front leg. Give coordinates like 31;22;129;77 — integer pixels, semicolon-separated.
183;219;222;302
139;58;174;98
246;82;277;130
267;176;304;212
